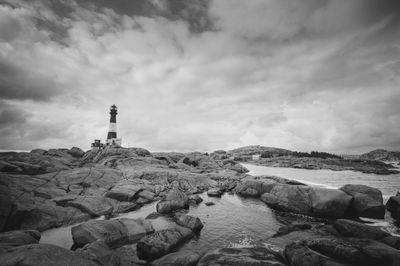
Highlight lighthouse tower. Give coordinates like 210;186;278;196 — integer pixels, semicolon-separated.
106;104;122;147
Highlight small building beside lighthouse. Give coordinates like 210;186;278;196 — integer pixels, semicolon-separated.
106;104;122;147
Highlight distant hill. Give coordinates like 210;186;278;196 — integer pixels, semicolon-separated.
228;145;291;156
360;149;400;161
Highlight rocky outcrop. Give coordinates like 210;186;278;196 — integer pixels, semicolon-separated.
137;226;195;260
260;184;352;219
0;243;97;266
156;189;189;214
71;218;154;249
340;184;385;219
174;214;204;233
197;247;286;266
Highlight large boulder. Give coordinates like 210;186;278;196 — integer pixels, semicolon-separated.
386;193;400;222
156;189;189;214
197;247;286;266
137;226;195;260
0;243;97;266
260;184;352;219
0;230;40;247
71;218;154;249
340;184;385;219
174;214;204;233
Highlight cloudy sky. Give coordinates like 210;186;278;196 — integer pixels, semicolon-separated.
0;0;399;153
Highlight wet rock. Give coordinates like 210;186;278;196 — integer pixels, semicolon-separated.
113;244;146;266
273;223;312;237
333;219;389;240
260;184;352;219
152;250;204;266
137;226;195;260
0;230;40;247
188;195;203;204
386;193;400;222
340;184;385;219
76;239;120;266
66;195;114;217
71;218;154;249
207;188;222;197
174;214;203;233
307;238;366;265
284;242;332;266
156;189;189;214
0;243;97;266
198;247;286;266
349;238;400;266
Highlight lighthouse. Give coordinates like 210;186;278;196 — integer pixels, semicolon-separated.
106;104;122;147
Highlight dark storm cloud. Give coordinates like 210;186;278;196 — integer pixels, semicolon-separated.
0;59;61;101
86;0;214;32
0;102;30;127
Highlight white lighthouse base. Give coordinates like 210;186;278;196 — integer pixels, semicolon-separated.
106;138;122;147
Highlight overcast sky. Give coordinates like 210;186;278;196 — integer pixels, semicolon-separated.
0;0;399;153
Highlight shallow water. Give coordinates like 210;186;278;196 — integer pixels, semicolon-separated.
41;164;400;250
41;192;284;250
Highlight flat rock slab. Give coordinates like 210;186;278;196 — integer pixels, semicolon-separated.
137;226;195;260
197;247;286;266
0;243;97;266
71;218;154;249
105;181;143;202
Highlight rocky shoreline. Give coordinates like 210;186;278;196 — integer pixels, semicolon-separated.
249;156;400;175
1;147;400;265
